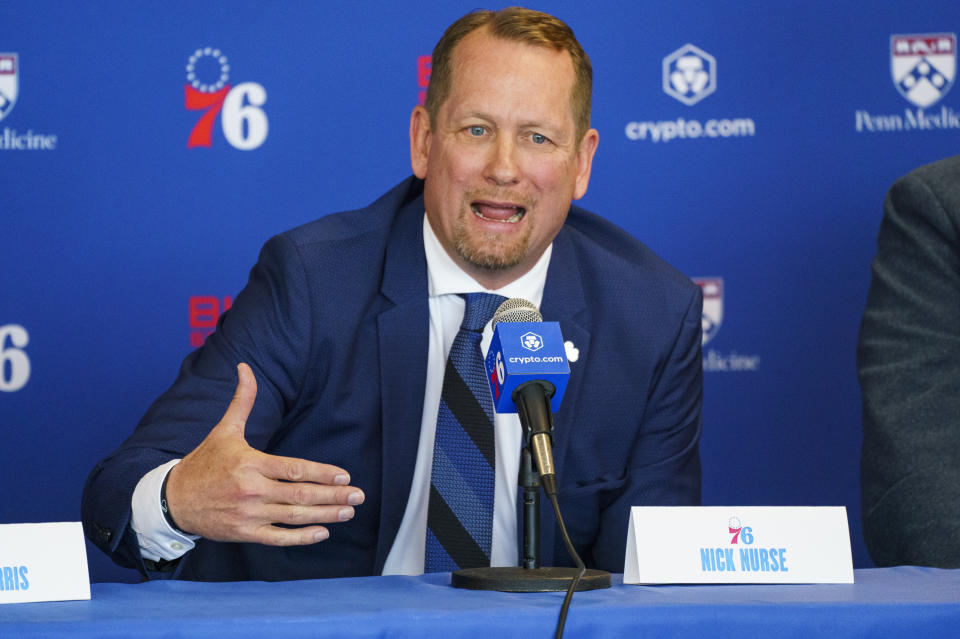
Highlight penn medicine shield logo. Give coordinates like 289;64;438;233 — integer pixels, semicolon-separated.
693;277;723;346
663;44;716;106
891;33;956;108
0;54;18;121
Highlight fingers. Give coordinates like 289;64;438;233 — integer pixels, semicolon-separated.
182;363;367;547
262;503;358;527
253;525;331;547
245;500;360;547
217;363;258;437
257;451;353;487
263;478;365;509
213;484;360;546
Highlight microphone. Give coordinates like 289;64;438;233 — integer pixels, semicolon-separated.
453;299;609;604
485;298;570;496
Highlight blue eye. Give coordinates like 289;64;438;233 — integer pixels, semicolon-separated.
531;133;547;144
469;126;485;136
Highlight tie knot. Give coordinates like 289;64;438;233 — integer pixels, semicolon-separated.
460;293;507;332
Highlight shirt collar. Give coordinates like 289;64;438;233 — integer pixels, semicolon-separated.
422;213;551;305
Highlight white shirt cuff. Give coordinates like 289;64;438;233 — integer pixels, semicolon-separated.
131;459;200;562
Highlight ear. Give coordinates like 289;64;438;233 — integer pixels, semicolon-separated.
409;105;432;179
572;128;599;200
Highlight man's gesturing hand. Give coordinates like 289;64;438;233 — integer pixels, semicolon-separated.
164;363;364;546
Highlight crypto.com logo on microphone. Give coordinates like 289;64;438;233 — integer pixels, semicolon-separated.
184;47;268;150
520;332;543;352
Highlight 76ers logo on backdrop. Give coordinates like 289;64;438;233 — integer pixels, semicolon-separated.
185;48;268;150
1;324;30;392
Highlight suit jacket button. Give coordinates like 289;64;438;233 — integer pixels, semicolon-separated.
96;524;112;543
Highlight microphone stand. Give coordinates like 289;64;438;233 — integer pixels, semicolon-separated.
451;386;610;592
520;447;540;570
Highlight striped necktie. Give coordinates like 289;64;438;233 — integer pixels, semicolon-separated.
424;292;506;572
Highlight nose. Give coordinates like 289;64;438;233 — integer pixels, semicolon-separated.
484;136;520;187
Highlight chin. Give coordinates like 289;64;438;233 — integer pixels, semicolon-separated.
456;238;527;272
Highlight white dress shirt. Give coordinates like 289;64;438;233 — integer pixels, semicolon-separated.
131;213;551;573
382;215;549;574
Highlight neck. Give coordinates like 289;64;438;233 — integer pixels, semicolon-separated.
453;253;540;291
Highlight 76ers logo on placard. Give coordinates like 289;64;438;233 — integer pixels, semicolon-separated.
0;54;18;122
185;48;268;150
728;517;754;545
891;33;956;108
693;277;723;345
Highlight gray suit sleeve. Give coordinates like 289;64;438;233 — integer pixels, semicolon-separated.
858;157;960;567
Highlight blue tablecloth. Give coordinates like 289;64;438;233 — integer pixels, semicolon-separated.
1;567;958;637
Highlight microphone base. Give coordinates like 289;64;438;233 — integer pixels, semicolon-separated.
451;566;611;592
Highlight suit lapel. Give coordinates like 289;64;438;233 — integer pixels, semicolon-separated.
372;195;593;570
515;226;592;564
374;192;430;573
540;225;591;478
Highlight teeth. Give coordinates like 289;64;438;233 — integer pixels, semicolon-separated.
471;204;525;223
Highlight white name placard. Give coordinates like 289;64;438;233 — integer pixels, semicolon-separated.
0;522;91;604
624;506;853;584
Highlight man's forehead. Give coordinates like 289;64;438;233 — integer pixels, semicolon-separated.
450;27;573;74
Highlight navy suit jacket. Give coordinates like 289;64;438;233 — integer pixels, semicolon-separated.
82;177;702;581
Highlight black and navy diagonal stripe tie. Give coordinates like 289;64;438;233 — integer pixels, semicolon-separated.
425;292;506;572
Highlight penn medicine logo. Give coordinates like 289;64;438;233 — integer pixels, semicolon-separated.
892;33;955;108
693;277;760;373
0;54;18;121
695;277;723;346
855;32;960;133
521;332;543;352
0;53;56;151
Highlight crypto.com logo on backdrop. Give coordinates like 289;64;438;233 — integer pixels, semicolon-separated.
663;44;716;106
184;47;268;150
626;44;755;143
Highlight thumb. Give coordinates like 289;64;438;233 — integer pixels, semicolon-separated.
217;362;258;438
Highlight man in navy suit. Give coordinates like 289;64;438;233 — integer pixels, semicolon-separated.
83;7;702;581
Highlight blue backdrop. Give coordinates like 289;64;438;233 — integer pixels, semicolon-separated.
3;1;959;583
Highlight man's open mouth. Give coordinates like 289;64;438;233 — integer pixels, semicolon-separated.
471;202;526;223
